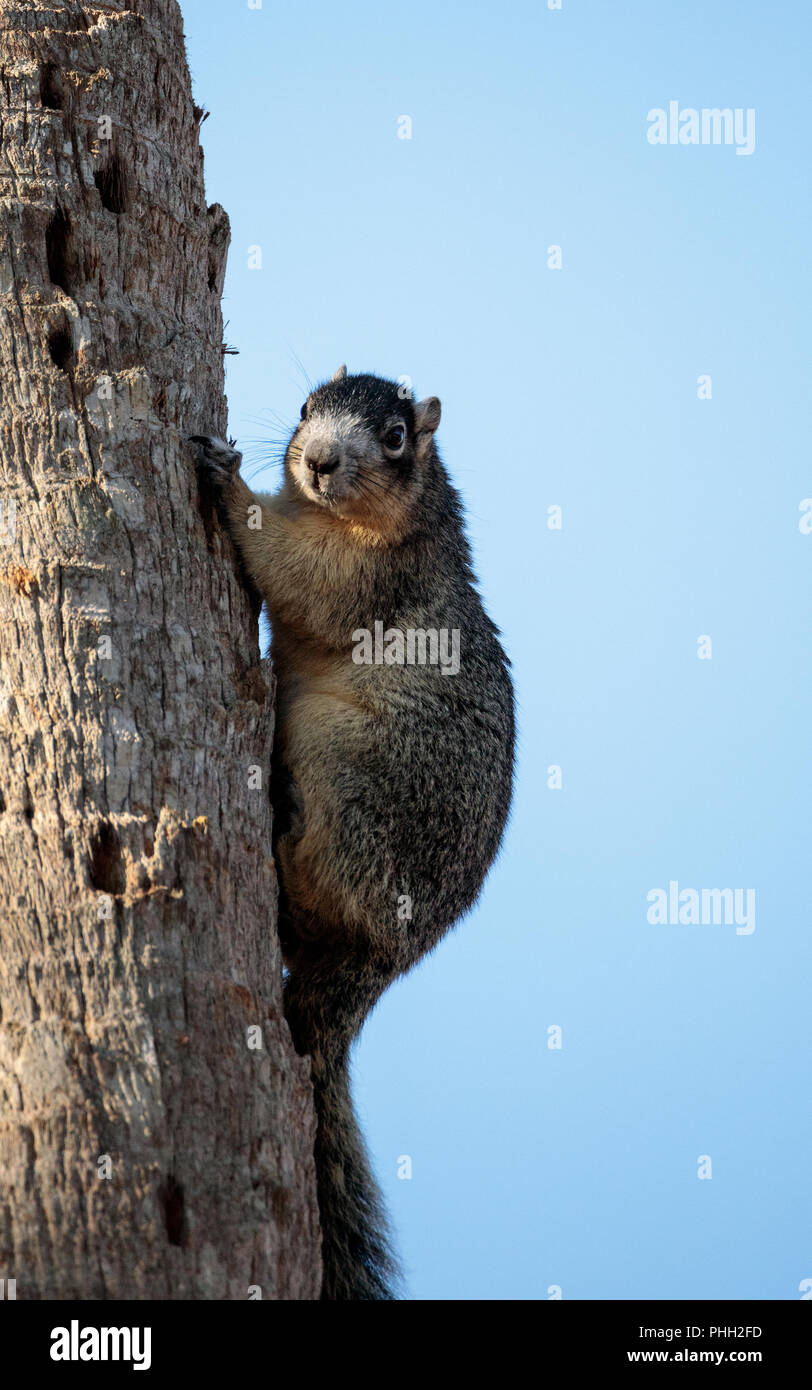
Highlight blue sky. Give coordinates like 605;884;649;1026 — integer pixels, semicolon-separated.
183;0;811;1299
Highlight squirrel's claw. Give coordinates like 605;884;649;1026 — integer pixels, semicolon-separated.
189;434;242;482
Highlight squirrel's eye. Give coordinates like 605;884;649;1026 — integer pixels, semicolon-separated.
383;425;405;451
300;402;308;421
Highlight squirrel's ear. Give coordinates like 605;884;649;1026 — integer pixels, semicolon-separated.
414;396;441;459
331;364;348;382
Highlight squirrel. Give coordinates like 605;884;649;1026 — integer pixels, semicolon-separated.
191;367;515;1300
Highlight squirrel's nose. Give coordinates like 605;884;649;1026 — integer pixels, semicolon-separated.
305;441;341;476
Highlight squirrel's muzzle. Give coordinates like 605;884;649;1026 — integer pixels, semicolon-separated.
304;440;341;477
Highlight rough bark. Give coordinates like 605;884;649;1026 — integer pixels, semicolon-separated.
0;0;320;1299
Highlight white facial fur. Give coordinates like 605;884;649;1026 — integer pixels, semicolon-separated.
289;405;409;513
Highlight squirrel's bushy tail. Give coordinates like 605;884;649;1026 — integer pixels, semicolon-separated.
283;941;401;1301
308;1046;399;1300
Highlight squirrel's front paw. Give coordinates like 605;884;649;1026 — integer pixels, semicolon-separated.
189;434;243;484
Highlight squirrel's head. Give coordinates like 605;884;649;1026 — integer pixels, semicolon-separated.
285;366;442;527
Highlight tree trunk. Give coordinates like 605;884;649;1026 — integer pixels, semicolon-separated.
0;0;320;1299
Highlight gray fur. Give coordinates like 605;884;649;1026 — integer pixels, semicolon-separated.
191;370;515;1300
